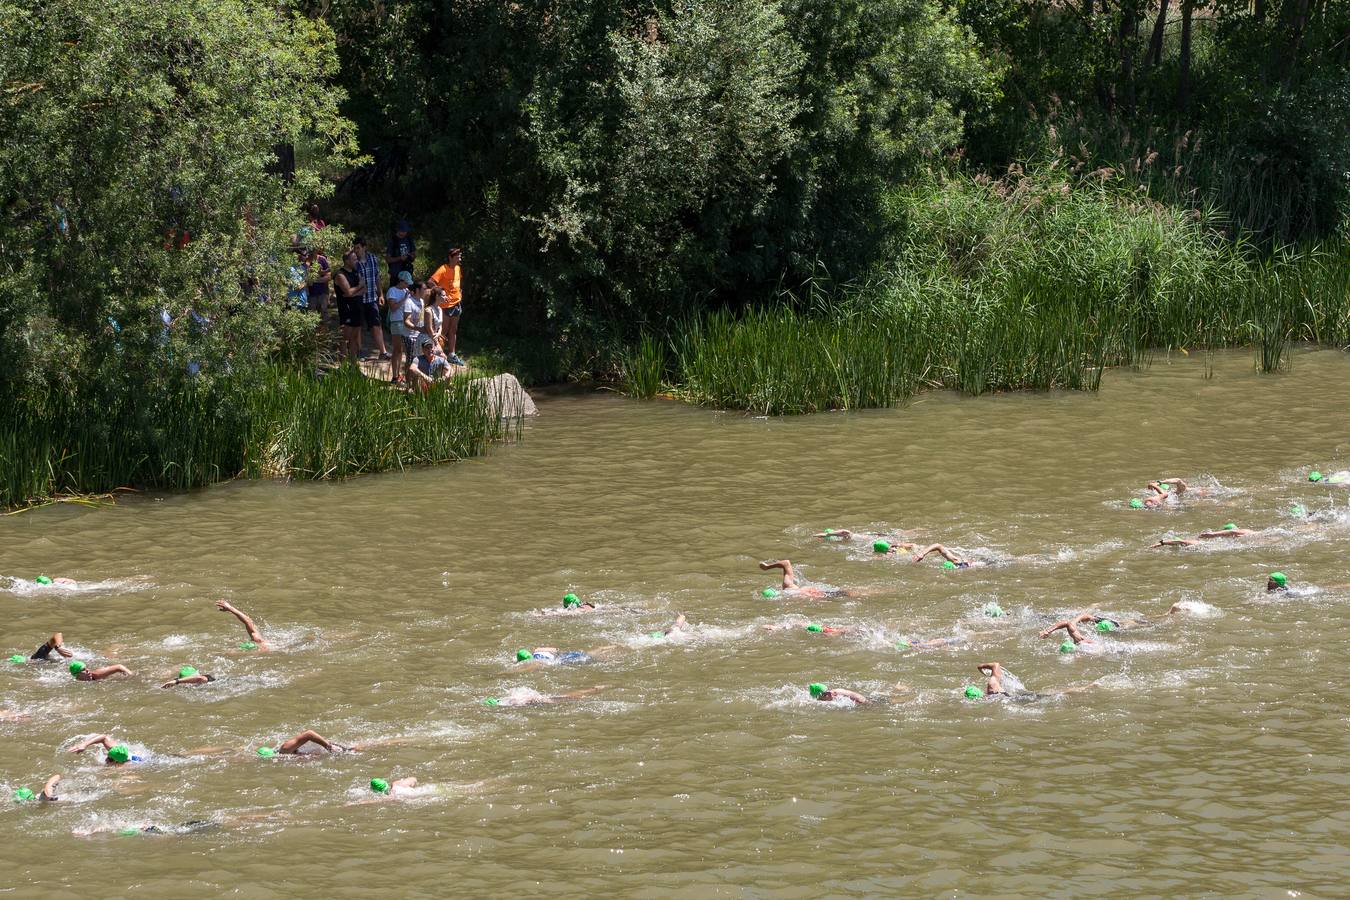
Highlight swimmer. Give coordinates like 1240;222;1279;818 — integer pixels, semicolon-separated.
12;774;61;803
215;599;271;651
911;544;977;568
815;529;917;552
1267;571;1288;593
532;594;603;616
369;776;419;797
807;682;869;705
1137;478;1189;508
69;735;141;765
758;560;859;599
654;613;686;636
977;662;1007;696
1039;614;1096;647
29;632;75;661
1152;523;1254;547
160;666;216;688
68;660;133;681
1308;470;1350;485
258;730;351;756
33;576;78;587
483;686;608;708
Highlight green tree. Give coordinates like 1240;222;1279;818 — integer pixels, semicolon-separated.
0;0;354;405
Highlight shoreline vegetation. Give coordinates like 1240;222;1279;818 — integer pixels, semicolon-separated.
621;172;1350;414
1;368;517;511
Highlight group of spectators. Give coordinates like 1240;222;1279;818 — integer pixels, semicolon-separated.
285;209;465;390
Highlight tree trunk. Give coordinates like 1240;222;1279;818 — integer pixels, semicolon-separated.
1254;0;1266;25
1177;0;1194;111
1145;0;1171;68
1118;1;1140;112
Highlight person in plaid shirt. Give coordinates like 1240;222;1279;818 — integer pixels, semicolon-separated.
353;236;389;360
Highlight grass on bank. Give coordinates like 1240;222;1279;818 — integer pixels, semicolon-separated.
1;367;517;510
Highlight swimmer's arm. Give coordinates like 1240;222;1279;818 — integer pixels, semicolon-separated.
1197;529;1251;539
41;774;61;800
216;600;266;644
1038;621;1069;638
161;674;211;688
977;662;1002;677
913;544;961;564
1152;538;1198;547
815;529;853;540
832;688;868;704
1161;478;1187;494
1146;482;1167;496
70;734;114;754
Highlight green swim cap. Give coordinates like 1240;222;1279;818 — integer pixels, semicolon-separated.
178;666;197;679
824;528;835;536
13;787;35;802
806;624;824;633
35;575;52;585
256;747;276;758
873;540;890;553
761;588;779;598
1309;471;1323;482
648;630;664;638
1129;498;1144;509
942;560;957;570
896;640;911;649
983;603;1004;618
1223;522;1237;530
118;827;141;836
1059;640;1076;653
562;593;581;608
106;744;131;764
1269;571;1287;587
808;683;827;699
516;649;532;662
68;660;86;677
7;654;24;664
1095;620;1116;632
964;685;982;699
239;641;258;650
370;778;391;794
483;698;500;707
1290;504;1307;517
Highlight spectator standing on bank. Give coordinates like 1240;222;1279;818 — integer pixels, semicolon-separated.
353;237;388;361
429;246;464;366
306;245;332;323
334;249;365;364
385;221;415;285
386;271;413;385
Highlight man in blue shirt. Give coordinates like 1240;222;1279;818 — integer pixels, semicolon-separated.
353;237;388;360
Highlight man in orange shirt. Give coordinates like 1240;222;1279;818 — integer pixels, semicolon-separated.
428;246;464;366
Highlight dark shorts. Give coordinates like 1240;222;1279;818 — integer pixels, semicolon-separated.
442;303;462;320
338;296;364;327
361;302;381;328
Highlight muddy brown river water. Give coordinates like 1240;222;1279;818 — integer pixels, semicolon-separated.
3;349;1349;896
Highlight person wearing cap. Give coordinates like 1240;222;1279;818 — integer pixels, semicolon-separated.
68;660;132;681
482;686;608;708
69;735;140;765
1267;572;1288;592
1136;478;1189;508
28;631;75;661
758;559;865;599
160;666;216;688
408;335;451;392
428;246;465;365
1152;523;1254;548
12;775;61;803
334;249;366;364
1308;470;1350;485
532;594;599;616
352;237;389;361
369;776;419;797
385;270;414;385
808;683;868;705
385;220;415;285
216;599;272;651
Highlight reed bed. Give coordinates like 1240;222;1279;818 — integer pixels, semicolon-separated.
1;367;516;509
660;173;1349;414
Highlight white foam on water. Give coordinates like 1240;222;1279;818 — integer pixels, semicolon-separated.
1;576;150;598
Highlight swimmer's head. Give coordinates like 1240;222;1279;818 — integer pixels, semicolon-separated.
1222;522;1237;530
35;575;52;585
370;778;391;794
808;683;827;699
896;640;911;649
178;666;198;679
761;588;779;599
118;827;141;836
648;631;664;638
483;698;500;707
805;624;824;633
256;747;276;758
1059;640;1076;653
562;593;581;609
68;660;85;677
1129;498;1144;509
7;654;24;664
1095;620;1116;632
106;744;131;764
1268;571;1288;591
963;685;982;699
873;540;890;554
942;560;957;570
983;603;1004;618
13;787;35;802
516;649;532;662
1309;471;1323;482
